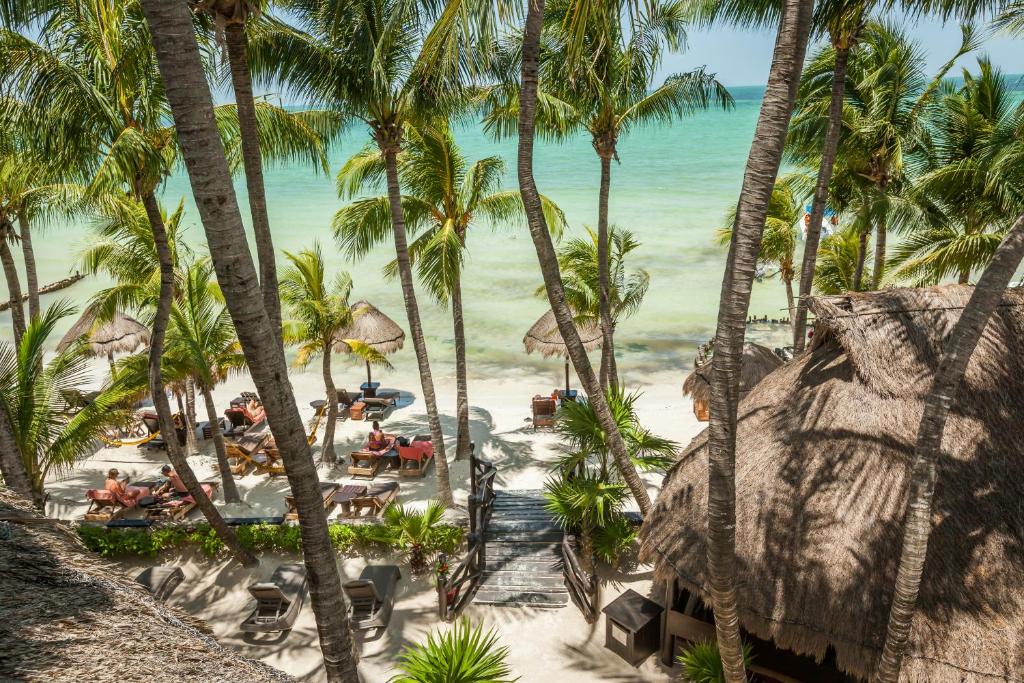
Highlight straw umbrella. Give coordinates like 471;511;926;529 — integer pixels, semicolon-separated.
523;309;603;396
56;309;151;376
682;342;783;421
333;300;405;388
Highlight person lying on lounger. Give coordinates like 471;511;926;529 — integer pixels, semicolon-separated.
154;464;189;498
105;468;141;505
367;421;399;469
243;399;266;425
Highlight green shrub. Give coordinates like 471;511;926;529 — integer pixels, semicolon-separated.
677;641;754;683
391;618;518;682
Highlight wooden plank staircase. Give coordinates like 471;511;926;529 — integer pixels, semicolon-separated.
474;490;568;608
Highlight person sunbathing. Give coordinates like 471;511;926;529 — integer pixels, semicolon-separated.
243;399;266;425
154;464;189;498
104;468;141;506
366;421;399;469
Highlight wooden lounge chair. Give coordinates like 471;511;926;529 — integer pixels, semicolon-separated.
532;396;557;429
255;446;285;477
343;482;399;518
284;481;341;522
147;483;218;522
398;436;434;477
348;450;383;478
83;489;129;521
362;397;394;421
224;426;272;476
344;565;401;632
240;563;308;634
135;566;185;601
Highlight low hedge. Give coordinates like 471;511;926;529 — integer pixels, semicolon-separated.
77;522;464;560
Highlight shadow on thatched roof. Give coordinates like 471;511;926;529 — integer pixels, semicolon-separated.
641;285;1024;682
0;490;291;682
682;342;783;405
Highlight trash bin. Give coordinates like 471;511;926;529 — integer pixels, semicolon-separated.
602;589;664;666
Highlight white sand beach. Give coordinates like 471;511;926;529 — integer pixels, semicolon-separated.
48;359;705;682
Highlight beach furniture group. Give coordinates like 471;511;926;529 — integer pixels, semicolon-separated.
83;480;219;523
282;481;400;522
347;434;434;479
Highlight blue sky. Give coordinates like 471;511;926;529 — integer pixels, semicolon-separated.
660;18;1024;86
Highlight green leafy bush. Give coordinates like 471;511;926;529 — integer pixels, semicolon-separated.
677;641;754;683
391;618;518;682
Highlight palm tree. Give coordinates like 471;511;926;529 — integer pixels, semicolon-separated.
717;177;802;325
280;244;387;465
0;302;132;507
391;619;517;683
516;0;654;519
166;259;247;503
544;471;629;575
875;214;1024;681
140;1;360;677
553;226;650;381
376;500;449;575
813;227;862;294
335;124;565;464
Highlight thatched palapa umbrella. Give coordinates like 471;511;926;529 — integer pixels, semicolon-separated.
523;309;602;395
682;341;783;421
56;309;151;375
642;285;1024;682
334;299;405;387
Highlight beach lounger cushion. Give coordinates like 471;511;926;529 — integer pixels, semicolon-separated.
240;563;308;633
344;565;401;631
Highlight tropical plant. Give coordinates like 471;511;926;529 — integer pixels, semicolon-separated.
813;227;862;294
551;226;650;382
140;1;361;676
677;640;753;683
544;471;629;574
280;244;388;465
335;124;565;464
0;302;132;506
716;176;803;325
372;500;450;575
391;619;518;683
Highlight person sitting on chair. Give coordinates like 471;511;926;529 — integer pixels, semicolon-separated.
154;464;189;498
104;468;141;506
242;399;266;426
367;421;399;469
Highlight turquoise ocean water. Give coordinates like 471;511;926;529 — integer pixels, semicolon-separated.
5;86;813;383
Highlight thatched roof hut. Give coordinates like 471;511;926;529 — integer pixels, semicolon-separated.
0;489;290;682
334;300;405;355
641;285;1024;682
682;342;783;421
522;309;602;358
56;309;150;356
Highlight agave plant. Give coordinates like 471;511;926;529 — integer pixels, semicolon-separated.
391;619;518;683
677;640;754;683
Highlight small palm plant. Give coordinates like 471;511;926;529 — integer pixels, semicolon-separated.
677;640;753;683
544;471;629;574
391;619;518;683
377;500;450;575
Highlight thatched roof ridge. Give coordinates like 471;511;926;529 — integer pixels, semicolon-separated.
641;285;1024;682
334;299;405;354
0;489;291;682
681;342;783;405
56;309;151;356
523;309;602;358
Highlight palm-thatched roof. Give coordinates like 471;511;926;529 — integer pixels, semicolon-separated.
522;309;602;358
681;342;783;406
0;489;290;682
641;285;1024;682
334;300;405;355
56;309;151;356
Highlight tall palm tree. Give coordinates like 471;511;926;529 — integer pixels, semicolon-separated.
717;176;803;325
875;214;1024;681
166;259;247;503
0;302;131;508
140;1;360;677
544;471;629;575
280;244;387;465
813;226;862;294
335;124;565;464
516;0;653;519
552;226;650;380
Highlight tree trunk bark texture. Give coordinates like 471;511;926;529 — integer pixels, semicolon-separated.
874;214;1024;681
184;378;200;455
793;45;849;352
0;397;35;505
853;231;868;291
0;220;26;345
17;213;39;321
203;386;241;504
452;275;471;461
706;0;814;678
321;346;338;465
596;150;616;391
517;0;651;516
872;209;887;290
139;5;361;678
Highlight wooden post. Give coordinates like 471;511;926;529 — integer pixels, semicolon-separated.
437;552;448;620
365;359;372;386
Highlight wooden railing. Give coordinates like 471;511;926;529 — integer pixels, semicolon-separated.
562;532;600;623
436;453;496;621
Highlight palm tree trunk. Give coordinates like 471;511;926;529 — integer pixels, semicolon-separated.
17;212;39;321
853;231;868;290
0;220;26;345
140;191;255;567
0;397;35;506
202;386;241;504
379;141;453;506
184;378;199;454
958;268;970;284
706;0;814;678
141;5;361;678
793;45;849;352
224;22;281;339
517;0;651;516
597;150;616;391
321;345;338;465
784;276;795;331
872;211;887;289
874;213;1024;682
579;527;595;576
452;275;471;461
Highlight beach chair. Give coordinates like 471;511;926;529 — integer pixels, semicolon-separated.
83;489;129;521
532;396;557;429
135;566;185;601
224;428;272;476
348;450;383;478
343;482;399;518
255;446;285;477
398;436;434;477
363;397;394;421
284;481;341;522
147;483;217;522
240;563;308;634
223;406;251;436
344;565;402;633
